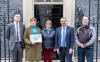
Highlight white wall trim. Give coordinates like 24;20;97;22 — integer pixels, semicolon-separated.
34;2;63;5
63;0;75;27
23;0;75;27
23;0;33;27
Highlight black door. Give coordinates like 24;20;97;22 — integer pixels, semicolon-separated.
34;4;63;29
34;4;63;60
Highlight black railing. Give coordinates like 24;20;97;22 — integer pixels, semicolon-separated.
0;26;1;61
7;0;11;61
96;0;99;62
75;0;100;62
3;14;6;62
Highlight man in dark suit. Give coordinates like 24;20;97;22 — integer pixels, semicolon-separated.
6;13;25;62
55;17;74;62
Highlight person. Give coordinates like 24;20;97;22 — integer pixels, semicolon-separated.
75;16;96;62
55;17;74;62
24;17;42;62
6;13;25;62
42;20;55;62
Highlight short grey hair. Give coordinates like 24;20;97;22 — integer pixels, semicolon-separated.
46;20;52;24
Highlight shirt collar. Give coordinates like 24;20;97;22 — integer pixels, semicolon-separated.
61;26;67;29
14;21;19;25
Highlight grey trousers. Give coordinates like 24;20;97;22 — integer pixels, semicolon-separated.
11;42;23;62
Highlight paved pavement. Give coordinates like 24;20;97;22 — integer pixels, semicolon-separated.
1;60;60;62
1;59;100;62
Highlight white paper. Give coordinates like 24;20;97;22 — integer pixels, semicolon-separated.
30;34;42;43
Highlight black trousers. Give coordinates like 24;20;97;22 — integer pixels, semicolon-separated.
59;47;72;62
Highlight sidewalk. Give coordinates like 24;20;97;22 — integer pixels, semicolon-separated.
1;59;100;62
0;60;60;62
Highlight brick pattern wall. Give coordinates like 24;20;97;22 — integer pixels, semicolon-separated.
0;0;100;59
0;0;23;24
75;0;98;24
75;0;100;58
0;0;23;58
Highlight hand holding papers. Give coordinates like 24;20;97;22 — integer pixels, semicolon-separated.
30;34;42;44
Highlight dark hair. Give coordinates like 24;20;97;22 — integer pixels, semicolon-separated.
82;16;89;20
60;17;67;21
14;13;21;16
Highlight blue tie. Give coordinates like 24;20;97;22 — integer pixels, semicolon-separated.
61;28;66;47
63;28;66;47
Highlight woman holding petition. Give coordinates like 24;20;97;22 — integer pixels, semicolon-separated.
42;20;55;62
24;17;42;62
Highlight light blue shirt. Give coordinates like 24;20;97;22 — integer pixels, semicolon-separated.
61;26;67;47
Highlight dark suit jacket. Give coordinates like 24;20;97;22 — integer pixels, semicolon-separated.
6;22;25;50
55;26;74;49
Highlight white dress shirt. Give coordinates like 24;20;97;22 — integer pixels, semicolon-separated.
14;21;21;42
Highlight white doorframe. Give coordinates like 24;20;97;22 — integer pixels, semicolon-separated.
23;0;75;27
34;2;63;5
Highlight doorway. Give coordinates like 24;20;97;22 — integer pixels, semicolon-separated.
34;4;63;29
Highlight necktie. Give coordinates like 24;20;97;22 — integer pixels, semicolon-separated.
16;23;19;41
62;28;66;47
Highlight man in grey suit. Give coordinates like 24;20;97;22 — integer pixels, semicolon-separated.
6;13;25;62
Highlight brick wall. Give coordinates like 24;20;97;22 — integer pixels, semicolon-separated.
0;0;100;59
0;0;23;24
75;0;100;58
0;0;23;58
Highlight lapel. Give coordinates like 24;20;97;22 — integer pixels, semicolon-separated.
29;26;33;34
12;22;23;33
12;23;15;33
59;27;62;45
58;27;62;38
19;23;22;37
11;23;16;38
65;26;70;37
37;27;41;34
66;26;69;34
19;22;23;34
